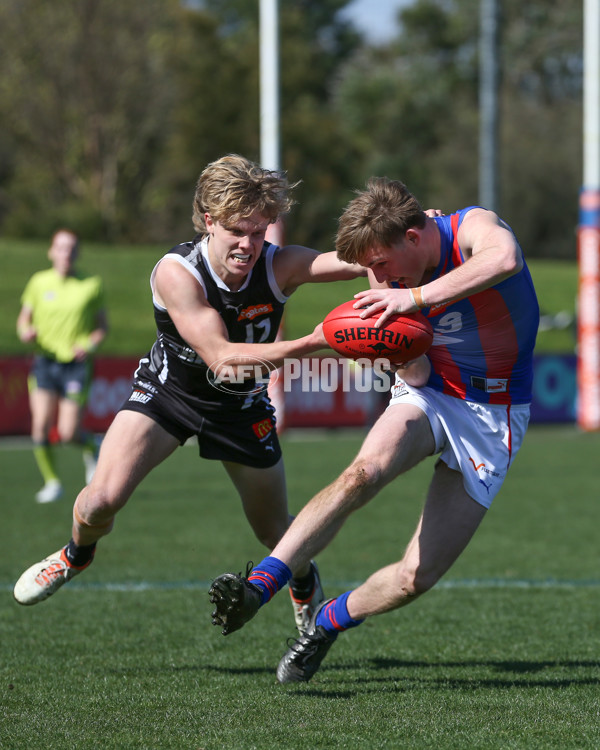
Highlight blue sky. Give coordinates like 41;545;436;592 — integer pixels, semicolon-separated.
340;0;414;43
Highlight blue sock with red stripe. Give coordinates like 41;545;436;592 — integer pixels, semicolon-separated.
247;556;292;605
315;591;364;635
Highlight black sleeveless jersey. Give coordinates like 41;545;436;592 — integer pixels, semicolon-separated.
144;235;287;407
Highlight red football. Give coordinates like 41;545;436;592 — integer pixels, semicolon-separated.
322;299;433;364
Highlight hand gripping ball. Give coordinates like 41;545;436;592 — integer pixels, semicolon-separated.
322;300;433;364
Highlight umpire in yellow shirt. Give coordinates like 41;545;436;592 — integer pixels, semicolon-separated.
17;229;108;503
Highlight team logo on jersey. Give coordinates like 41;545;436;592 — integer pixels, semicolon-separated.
252;417;274;440
428;303;448;315
238;303;273;321
390;379;410;399
470;376;508;393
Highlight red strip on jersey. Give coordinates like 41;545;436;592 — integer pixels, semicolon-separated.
450;213;464;267
431;344;468;399
469;288;519;405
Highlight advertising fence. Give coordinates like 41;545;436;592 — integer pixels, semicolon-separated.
0;353;577;437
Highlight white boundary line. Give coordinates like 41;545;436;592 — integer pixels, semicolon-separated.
3;578;600;593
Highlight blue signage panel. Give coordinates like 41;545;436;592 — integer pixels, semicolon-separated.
530;354;576;423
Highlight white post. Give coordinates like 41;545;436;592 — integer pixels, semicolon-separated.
479;0;499;211
584;0;600;190
259;0;286;427
577;0;600;430
260;0;280;172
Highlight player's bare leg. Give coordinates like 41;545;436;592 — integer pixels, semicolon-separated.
272;404;435;572
215;459;324;634
29;387;63;503
73;411;179;544
29;387;58;444
346;461;487;619
210;404;433;634
54;396;83;443
14;411;179;605
276;449;486;683
222;459;291;551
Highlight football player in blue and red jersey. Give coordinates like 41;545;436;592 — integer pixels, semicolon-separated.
210;176;539;684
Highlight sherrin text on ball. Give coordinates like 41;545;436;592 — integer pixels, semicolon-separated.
322;299;433;364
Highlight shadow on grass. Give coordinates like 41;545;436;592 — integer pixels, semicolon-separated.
103;657;600;696
105;664;274;677
226;657;600;696
368;657;600;673
300;657;600;694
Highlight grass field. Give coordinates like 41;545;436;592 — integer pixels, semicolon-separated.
0;237;579;356
1;426;599;749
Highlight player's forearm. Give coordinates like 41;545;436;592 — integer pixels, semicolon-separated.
89;330;107;352
202;332;326;371
16;310;36;343
417;246;521;309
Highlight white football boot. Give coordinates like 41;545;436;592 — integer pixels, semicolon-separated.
35;480;63;504
13;548;88;605
289;560;325;635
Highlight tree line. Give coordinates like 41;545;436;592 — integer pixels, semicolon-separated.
0;0;582;258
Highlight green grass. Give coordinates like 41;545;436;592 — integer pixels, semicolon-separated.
0;237;579;355
1;426;600;749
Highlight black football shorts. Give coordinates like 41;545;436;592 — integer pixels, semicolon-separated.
119;363;281;468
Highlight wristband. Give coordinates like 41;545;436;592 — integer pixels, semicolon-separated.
410;286;426;309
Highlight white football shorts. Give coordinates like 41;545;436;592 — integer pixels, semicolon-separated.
388;379;531;509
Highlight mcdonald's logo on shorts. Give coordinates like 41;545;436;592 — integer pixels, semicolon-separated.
252;418;274;439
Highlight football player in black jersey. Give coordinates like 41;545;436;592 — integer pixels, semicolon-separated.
14;154;366;635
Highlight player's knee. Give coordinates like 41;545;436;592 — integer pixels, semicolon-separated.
392;563;438;604
401;565;439;599
31;426;50;443
412;568;439;596
257;527;286;550
74;486;121;530
245;514;288;550
338;460;383;508
57;427;77;444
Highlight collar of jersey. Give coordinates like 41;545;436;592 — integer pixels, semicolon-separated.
200;236;253;293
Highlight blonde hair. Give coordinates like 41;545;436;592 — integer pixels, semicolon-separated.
335;177;426;264
192;154;298;233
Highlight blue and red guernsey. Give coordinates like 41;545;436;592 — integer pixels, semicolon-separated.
398;207;539;405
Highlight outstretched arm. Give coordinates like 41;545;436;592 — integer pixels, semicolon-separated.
273;245;367;296
154;259;326;372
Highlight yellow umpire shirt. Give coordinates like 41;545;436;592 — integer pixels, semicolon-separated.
20;268;105;363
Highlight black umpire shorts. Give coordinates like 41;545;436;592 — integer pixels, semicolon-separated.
29;355;92;406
